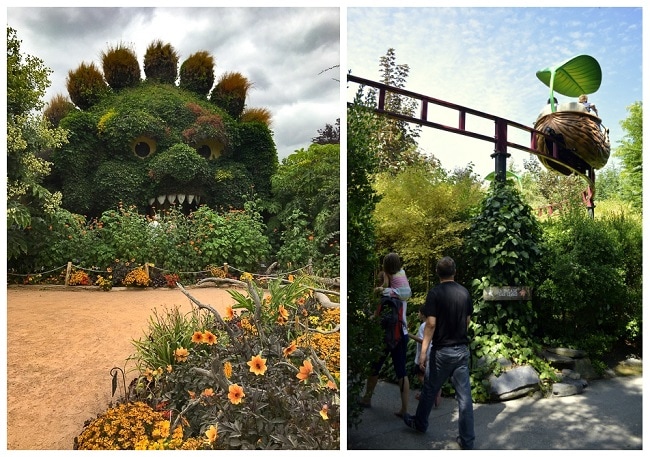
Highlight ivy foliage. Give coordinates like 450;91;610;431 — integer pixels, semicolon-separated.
463;180;556;401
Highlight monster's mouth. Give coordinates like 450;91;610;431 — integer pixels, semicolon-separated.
148;193;203;208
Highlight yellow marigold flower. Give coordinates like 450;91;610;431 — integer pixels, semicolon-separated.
283;341;297;357
203;331;217;345
228;384;245;405
247;354;268;376
296;359;313;382
174;347;189;362
223;361;233;379
319;404;329;420
240;272;253;282
225;305;235;320
191;331;204;344
202;387;215;397
205;424;218;443
278;304;289;320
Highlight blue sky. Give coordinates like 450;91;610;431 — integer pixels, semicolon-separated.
347;6;643;179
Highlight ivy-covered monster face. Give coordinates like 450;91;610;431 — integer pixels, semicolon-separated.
48;43;277;218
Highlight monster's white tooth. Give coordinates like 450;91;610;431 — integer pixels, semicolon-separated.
196;195;201;204
149;198;155;206
168;194;176;204
187;195;195;204
177;194;186;204
157;195;166;204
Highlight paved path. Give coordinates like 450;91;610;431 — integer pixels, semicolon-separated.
347;375;642;450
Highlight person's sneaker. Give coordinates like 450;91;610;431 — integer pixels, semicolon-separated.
403;413;424;433
456;436;473;450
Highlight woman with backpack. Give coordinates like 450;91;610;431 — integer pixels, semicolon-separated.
359;252;412;418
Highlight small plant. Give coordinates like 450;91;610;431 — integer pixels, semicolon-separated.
95;275;113;291
123;266;151;287
68;269;91;286
74;401;216;450
163;273;180;288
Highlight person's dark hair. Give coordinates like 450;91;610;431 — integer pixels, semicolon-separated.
419;304;426;314
383;252;401;275
436;256;456;278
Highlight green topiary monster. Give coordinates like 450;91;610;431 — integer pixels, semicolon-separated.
44;40;277;218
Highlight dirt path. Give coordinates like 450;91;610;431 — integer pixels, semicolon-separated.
6;285;236;450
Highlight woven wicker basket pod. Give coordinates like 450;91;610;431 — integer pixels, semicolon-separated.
534;106;610;175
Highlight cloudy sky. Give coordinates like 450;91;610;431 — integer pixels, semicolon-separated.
347;6;643;179
7;6;341;160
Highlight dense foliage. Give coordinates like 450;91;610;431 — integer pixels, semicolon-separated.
536;208;642;355
614;101;643;212
119;277;340;449
346;87;383;427
270;143;340;277
6;27;69;261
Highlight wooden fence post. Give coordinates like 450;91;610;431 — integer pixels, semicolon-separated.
65;261;72;286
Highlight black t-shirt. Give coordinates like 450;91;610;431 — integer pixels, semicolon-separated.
423;281;473;348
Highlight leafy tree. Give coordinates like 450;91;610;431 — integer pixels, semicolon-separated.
346;85;383;427
7;26;69;260
312;118;340;144
614;101;642;212
270;143;340;276
373;165;483;292
374;48;422;173
595;163;623;202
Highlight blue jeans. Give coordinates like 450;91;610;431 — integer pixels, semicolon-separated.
414;345;475;449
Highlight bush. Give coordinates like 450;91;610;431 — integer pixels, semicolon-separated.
125;277;339;449
536;208;630;350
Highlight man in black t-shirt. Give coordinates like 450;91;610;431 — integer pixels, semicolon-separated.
403;256;475;450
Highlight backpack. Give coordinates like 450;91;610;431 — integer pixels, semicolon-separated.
379;295;403;350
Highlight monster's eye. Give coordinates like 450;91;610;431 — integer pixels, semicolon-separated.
194;139;223;160
131;136;157;159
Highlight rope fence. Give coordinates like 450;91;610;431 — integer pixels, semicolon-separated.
7;259;340;292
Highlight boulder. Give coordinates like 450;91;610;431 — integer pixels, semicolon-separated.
573;358;599;380
547;347;587;358
488;365;540;400
552;379;585;397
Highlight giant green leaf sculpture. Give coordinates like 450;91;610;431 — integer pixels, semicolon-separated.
536;55;602;112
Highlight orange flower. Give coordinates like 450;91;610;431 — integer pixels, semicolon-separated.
191;331;204;344
247;354;268;376
203;331;217;345
278;304;289;320
223;361;233;379
288;274;295;282
326;380;338;390
283;341;297;357
188;390;196;399
319;404;329;420
166;365;173;373
228;384;245;405
225;305;235;320
202;387;215;397
174;347;189;362
296;359;313;382
205;424;218;443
